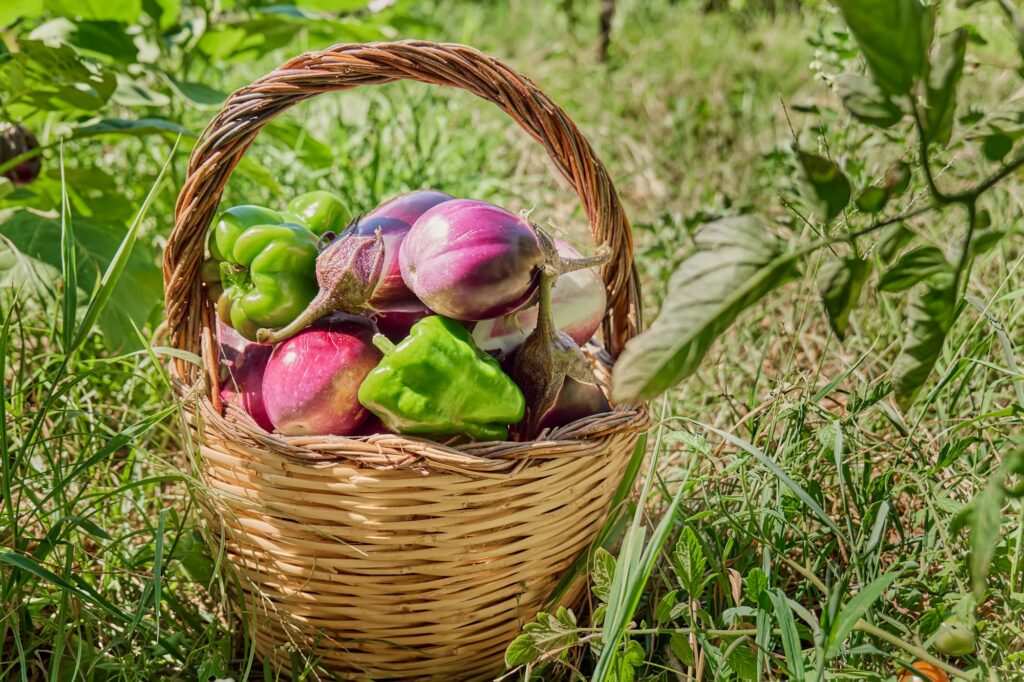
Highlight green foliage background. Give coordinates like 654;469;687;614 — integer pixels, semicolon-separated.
1;0;1023;680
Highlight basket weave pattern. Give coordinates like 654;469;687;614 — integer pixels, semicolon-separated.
163;41;648;680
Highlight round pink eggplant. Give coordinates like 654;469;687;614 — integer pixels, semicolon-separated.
262;318;382;436
399;199;545;321
472;239;606;355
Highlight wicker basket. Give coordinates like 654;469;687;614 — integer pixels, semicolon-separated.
162;41;649;681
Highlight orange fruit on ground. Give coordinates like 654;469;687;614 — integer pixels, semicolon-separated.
899;661;950;682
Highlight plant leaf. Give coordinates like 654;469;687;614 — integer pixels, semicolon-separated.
826;569;904;658
795;149;852;223
766;589;805;681
877;223;915;263
504;607;579;668
878;246;952;292
925;28;968;145
654;590;679;625
612;216;800;402
73;117;192;139
818;256;870;339
836;73;904;128
836;0;934;96
44;0;142;23
592;547;616;604
965;449;1024;598
855;186;889;214
892;275;958;409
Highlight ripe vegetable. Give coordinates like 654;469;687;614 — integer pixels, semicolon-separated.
0;123;41;185
933;618;976;656
351;189;453;311
256;191;451;343
472;239;606;355
208;212;319;341
283;191;352;236
511;227;611;439
899;661;949;682
399;199;545;321
262;317;382;436
220;342;273;432
358;316;526;441
374;309;432;342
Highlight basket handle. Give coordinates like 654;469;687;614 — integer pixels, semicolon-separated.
163;40;640;363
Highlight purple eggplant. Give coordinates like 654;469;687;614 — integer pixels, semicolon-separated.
256;191;448;344
217;320;273;431
472;239;606;356
511;227;612;439
399;199;546;321
350;190;453;311
0;123;41;186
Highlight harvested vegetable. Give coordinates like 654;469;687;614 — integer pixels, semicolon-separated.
472;238;606;355
262;317;381;436
283;190;352;236
207;212;319;341
511;226;611;439
358;316;525;441
399;199;545;320
221;342;273;432
351;189;453;311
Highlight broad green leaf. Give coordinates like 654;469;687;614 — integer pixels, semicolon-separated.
727;643;759;681
892;276;957;409
654;590;678;624
878;246;951;292
855;186;888;214
0;0;42;25
112;74;172;107
961;449;1024;598
611;639;645;682
925;29;968;146
611;216;800;402
766;589;805;681
164;75;226;107
982;133;1013;161
144;0;181;30
504;607;578;668
826;569;904;657
197;19;302;62
744;568;768;605
836;0;933;96
73;117;192;139
970;228;1006;257
795;149;851;223
818;256;870;339
669;633;695;667
836;73;904;128
45;0;141;23
672;526;708;598
170;530;214;586
2;39;116;112
592;547;616;603
0;210;161;351
877;223;915;262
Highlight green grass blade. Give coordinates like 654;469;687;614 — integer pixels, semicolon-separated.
690;419;845;538
826;568;904;658
767;588;805;682
70;140;177;354
59;143;77;354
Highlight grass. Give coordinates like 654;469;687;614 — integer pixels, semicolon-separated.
2;0;1023;680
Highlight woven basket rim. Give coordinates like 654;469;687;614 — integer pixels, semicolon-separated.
163;40;647;472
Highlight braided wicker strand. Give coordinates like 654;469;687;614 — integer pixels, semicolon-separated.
163;41;649;679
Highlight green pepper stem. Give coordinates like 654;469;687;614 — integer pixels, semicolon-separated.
372;333;396;354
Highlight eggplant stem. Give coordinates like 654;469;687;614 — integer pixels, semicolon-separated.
256;290;334;344
530;222;612;276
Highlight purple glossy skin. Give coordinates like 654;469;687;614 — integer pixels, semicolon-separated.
472;240;606;355
351;190;452;312
374;308;432;342
399;199;545;321
262;320;382;436
218;321;273;431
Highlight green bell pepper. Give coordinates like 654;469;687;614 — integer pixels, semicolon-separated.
358;316;526;441
204;205;320;341
283;191;352;237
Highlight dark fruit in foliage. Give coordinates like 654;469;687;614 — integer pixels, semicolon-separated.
511;226;612;439
0;123;41;185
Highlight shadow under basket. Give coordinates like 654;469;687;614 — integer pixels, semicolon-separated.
163;41;649;680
